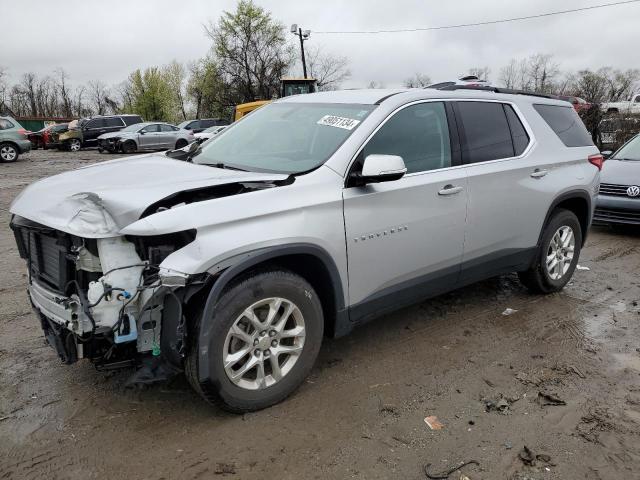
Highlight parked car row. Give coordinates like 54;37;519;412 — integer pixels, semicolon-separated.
21;114;230;154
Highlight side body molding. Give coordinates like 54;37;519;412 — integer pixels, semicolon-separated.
197;243;348;382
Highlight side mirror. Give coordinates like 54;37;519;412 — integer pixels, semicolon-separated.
165;140;200;161
139;131;146;135
601;150;613;159
350;154;407;186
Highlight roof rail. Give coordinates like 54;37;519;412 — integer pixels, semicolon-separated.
431;84;558;100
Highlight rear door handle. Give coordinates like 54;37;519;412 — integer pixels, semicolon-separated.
438;185;463;196
530;169;548;178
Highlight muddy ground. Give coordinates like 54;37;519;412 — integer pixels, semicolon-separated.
1;149;640;480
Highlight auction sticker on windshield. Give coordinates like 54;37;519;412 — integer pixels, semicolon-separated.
317;115;361;130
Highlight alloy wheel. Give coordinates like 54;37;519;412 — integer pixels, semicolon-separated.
545;225;575;280
69;139;81;152
223;297;306;390
0;145;17;161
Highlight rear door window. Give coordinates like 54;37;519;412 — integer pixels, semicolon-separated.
141;124;160;133
533;104;592;147
456;101;514;163
160;124;177;132
104;117;125;128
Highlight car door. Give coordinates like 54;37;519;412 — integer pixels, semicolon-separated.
82;118;106;145
453;100;548;282
158;124;177;149
343;101;468;322
138;124;160;149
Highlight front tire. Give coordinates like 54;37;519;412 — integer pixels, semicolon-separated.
518;209;582;293
186;270;324;413
0;143;19;162
121;141;137;154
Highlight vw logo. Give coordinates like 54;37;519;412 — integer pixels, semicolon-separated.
627;186;640;197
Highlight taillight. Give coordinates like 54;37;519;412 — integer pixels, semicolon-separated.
17;128;28;135
588;154;604;170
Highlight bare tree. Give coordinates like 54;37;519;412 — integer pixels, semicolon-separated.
366;80;385;89
526;54;559;94
305;47;351;91
468;66;490;81
88;80;109;115
498;55;558;93
55;68;73;117
403;73;431;88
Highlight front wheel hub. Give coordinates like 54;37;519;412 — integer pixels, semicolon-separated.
223;297;306;390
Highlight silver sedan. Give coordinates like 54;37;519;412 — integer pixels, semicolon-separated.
97;122;195;153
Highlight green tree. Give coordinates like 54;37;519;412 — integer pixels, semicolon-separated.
205;0;293;105
187;58;226;119
127;67;172;121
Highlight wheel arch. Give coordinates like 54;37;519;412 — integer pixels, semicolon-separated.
538;190;592;248
195;243;348;383
0;140;20;152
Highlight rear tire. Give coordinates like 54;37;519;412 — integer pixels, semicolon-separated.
518;209;582;293
0;143;19;162
186;270;324;413
175;139;188;149
68;138;81;152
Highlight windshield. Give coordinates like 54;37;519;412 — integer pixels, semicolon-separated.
194;103;375;173
613;135;640;161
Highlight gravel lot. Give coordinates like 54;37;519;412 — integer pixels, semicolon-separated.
1;149;640;480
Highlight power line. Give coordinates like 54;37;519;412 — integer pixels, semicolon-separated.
313;0;640;34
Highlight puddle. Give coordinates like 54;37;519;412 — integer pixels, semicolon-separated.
612;353;640;373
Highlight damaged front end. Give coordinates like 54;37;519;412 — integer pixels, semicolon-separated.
97;136;122;153
10;214;204;382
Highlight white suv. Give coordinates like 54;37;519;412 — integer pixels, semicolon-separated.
10;86;601;412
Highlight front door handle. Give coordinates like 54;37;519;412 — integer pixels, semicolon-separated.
438;185;463;196
530;169;548;178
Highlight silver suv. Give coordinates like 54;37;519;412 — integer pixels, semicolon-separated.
10;87;601;412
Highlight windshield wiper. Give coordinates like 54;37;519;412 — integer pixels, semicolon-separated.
210;162;249;172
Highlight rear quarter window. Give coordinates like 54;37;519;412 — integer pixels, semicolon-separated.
0;119;15;130
533;104;593;147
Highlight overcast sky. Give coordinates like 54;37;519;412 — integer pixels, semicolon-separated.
2;0;639;89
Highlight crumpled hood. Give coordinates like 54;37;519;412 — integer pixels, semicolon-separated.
10;153;288;238
601;158;640;185
98;131;130;140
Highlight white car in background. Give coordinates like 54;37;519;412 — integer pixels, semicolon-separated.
194;125;228;142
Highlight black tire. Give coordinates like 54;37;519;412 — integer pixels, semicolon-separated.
0;143;19;162
175;139;188;149
186;270;324;413
518;208;582;293
121;141;137;154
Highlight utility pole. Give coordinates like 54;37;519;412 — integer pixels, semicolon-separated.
290;24;310;78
